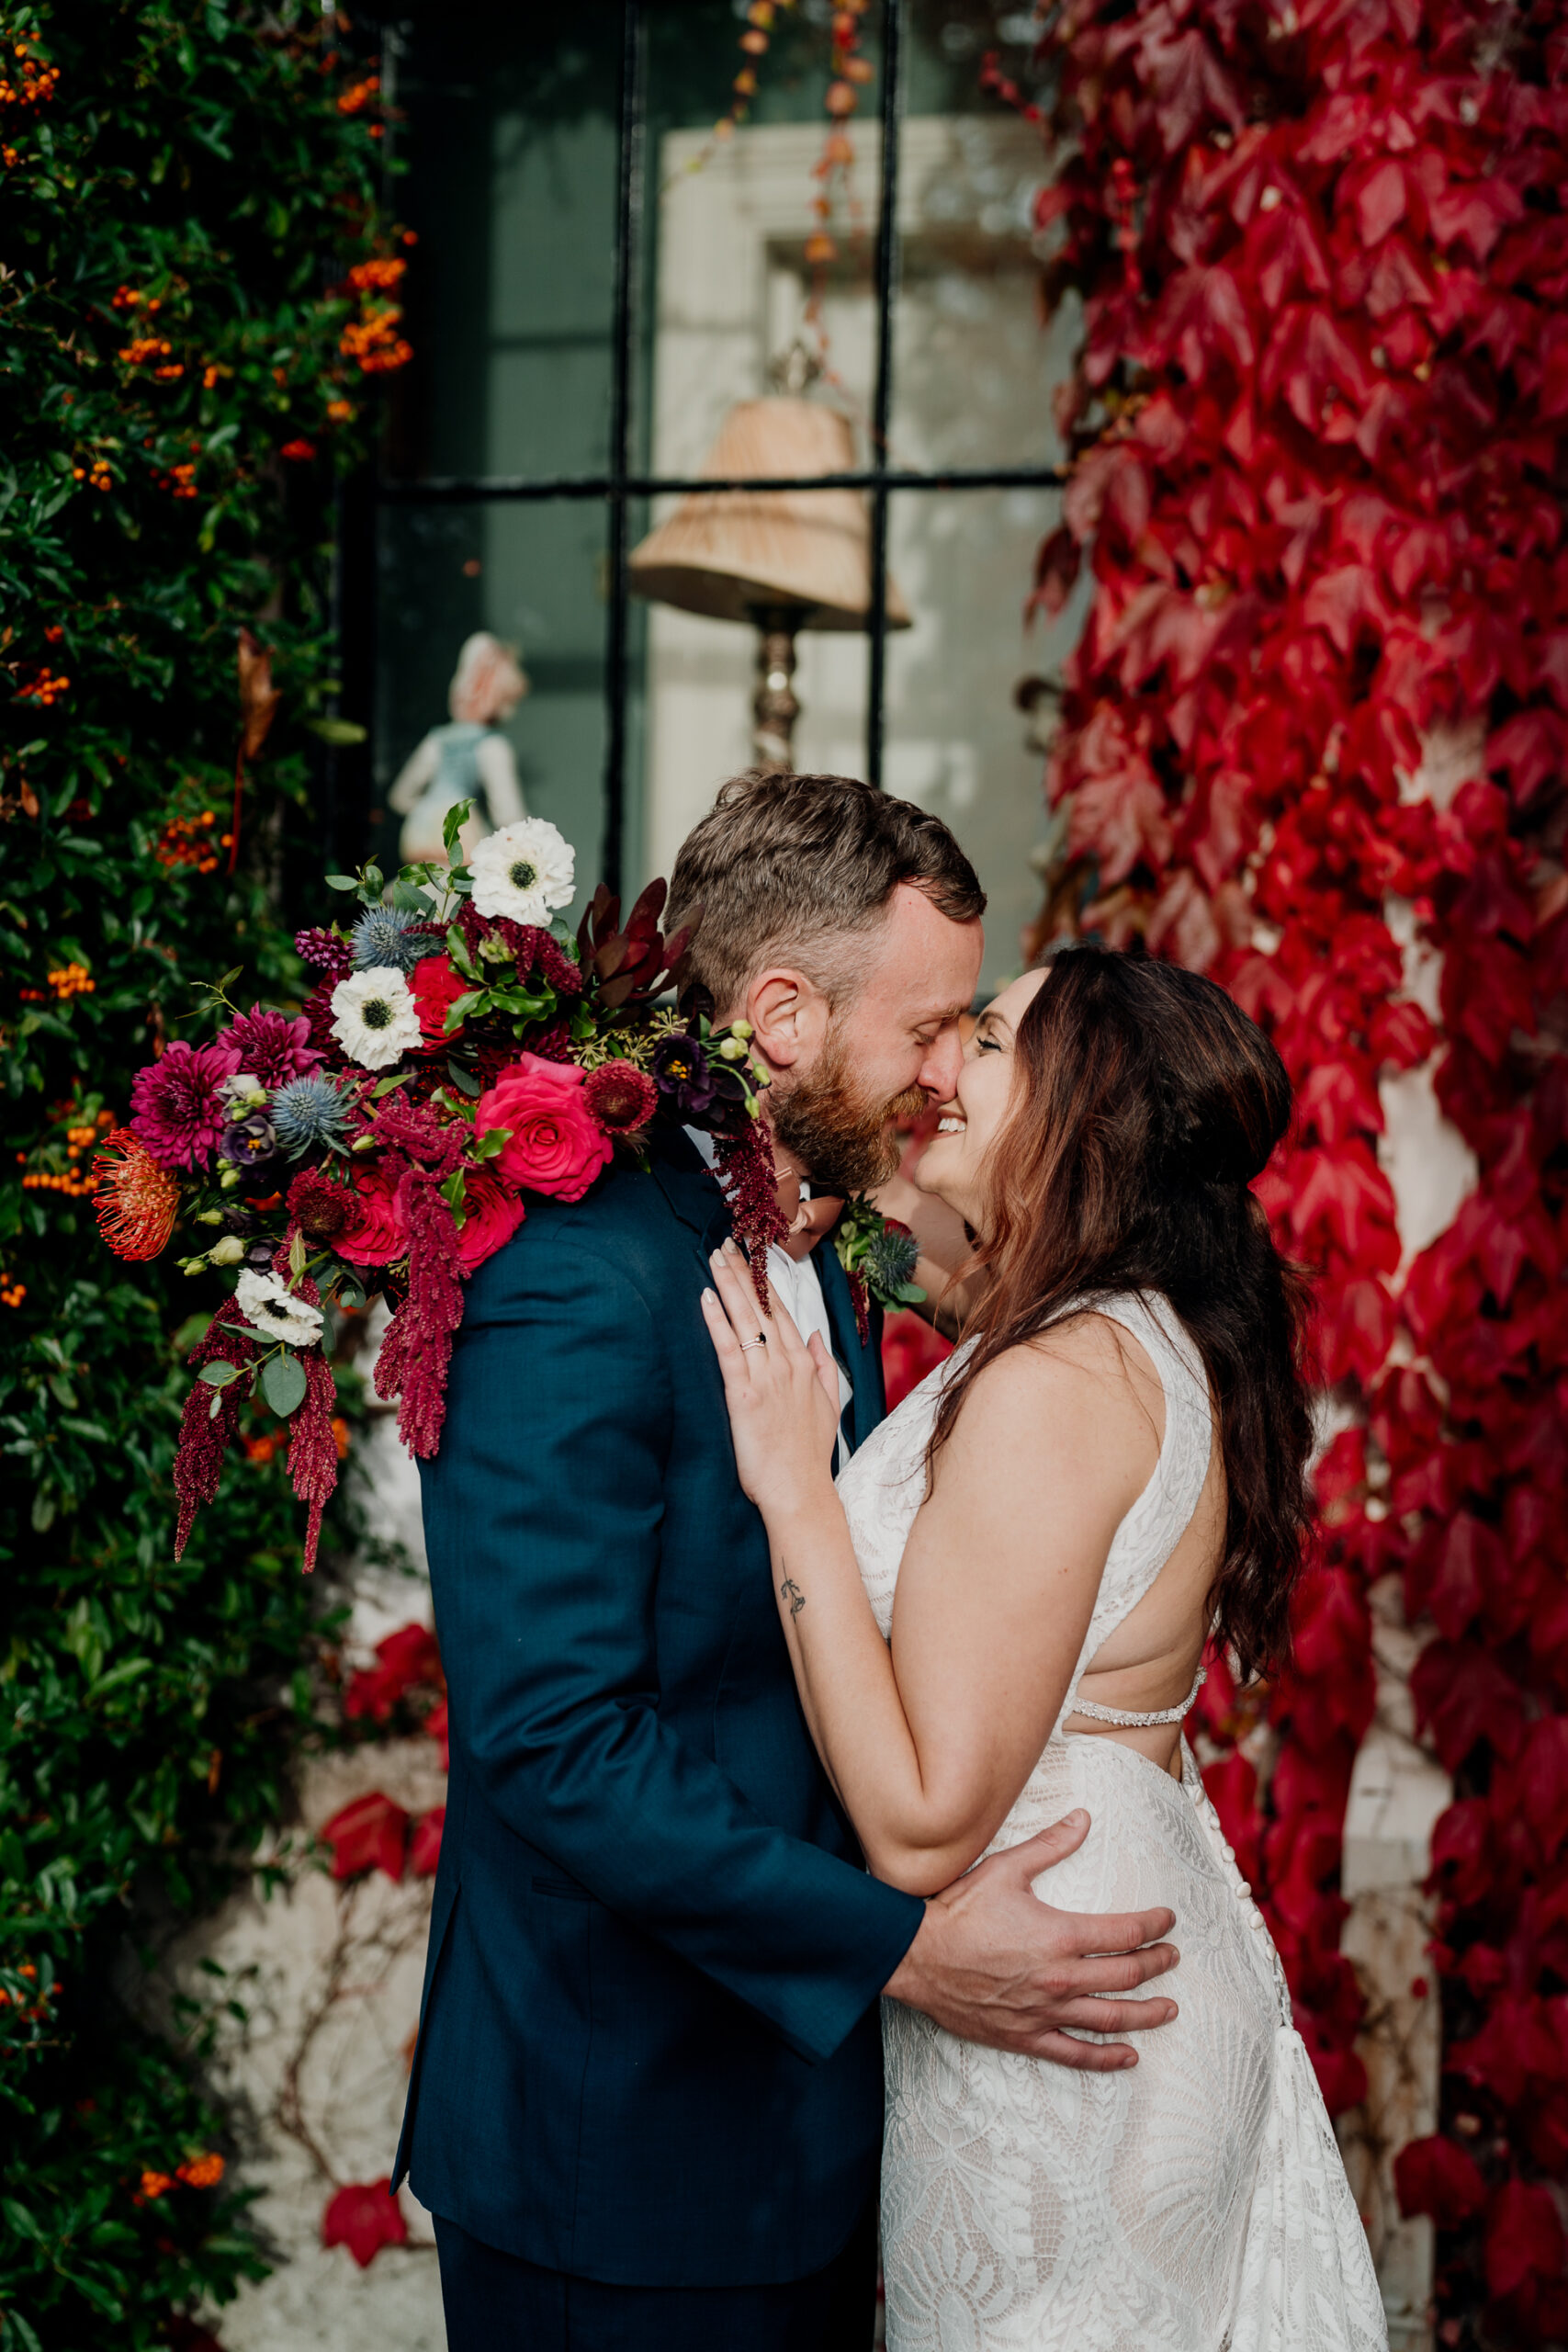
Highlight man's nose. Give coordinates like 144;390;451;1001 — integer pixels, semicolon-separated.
918;1024;964;1102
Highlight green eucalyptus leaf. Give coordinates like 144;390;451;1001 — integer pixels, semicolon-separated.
197;1362;242;1387
259;1351;308;1418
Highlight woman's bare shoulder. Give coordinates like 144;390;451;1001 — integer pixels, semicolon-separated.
942;1312;1157;1459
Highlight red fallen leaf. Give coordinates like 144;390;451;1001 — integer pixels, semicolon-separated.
343;1622;443;1724
321;2177;409;2269
423;1695;450;1771
409;1806;444;1877
318;1792;409;1883
1393;2135;1487;2230
1485;2178;1565;2301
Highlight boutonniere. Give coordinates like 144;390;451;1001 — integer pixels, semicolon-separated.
832;1195;925;1344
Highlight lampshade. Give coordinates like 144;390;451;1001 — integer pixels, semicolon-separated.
628;399;911;633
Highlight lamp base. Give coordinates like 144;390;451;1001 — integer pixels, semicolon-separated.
749;605;802;772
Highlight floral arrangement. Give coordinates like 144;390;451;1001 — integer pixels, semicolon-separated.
95;806;779;1568
1019;0;1568;2331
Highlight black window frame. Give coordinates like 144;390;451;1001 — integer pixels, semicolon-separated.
373;0;1066;899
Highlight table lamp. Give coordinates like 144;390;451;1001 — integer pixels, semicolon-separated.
628;397;910;768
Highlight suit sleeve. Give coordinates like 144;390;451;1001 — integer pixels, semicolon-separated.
420;1227;924;2064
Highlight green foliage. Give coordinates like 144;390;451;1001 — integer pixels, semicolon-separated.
0;2;401;2341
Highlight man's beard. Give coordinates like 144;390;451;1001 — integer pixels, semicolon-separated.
769;1027;929;1196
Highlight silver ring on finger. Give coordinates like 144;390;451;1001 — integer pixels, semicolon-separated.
739;1333;768;1352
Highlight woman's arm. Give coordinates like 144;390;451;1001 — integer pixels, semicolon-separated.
703;1242;1153;1896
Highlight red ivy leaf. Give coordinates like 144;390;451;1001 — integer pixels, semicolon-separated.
318;1792;409;1883
321;2178;409;2269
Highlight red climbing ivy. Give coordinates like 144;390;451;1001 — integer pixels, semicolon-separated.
1008;1;1568;2338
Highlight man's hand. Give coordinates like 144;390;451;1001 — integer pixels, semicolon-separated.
882;1808;1179;2072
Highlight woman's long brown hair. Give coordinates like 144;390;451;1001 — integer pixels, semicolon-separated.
931;944;1314;1683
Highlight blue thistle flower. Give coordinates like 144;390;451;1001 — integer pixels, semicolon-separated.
351;905;438;974
864;1221;920;1300
272;1073;352;1159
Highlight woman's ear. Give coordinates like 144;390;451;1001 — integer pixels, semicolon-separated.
744;967;830;1071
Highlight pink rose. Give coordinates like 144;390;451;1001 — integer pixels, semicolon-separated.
454;1170;525;1272
338;1166;409;1267
475;1053;613;1204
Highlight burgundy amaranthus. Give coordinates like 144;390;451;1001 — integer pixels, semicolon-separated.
456;900;582;999
287;1305;341;1574
714;1120;789;1315
370;1097;468;1456
174;1302;258;1557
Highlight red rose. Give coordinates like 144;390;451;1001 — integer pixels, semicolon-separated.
410;956;471;1045
475;1052;613;1204
338;1164;409;1267
455;1169;525;1272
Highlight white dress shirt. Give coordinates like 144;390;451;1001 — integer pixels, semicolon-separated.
685;1128;852;1453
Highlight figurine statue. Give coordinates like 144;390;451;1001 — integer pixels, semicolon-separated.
388;632;528;865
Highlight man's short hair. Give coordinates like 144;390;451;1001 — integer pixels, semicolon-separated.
666;769;986;1014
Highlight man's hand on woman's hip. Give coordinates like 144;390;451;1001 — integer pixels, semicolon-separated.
882;1808;1179;2072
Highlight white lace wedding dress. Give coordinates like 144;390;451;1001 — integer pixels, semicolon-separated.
835;1293;1387;2352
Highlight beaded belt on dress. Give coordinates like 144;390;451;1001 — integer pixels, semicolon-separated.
1068;1664;1206;1728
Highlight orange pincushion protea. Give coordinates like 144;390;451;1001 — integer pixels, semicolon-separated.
92;1127;180;1261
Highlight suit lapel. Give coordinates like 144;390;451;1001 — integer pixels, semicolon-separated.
648;1128;733;1255
815;1236;886;1457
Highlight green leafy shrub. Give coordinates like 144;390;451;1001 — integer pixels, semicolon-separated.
0;4;405;2341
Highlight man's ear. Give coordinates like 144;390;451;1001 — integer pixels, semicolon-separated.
744;967;831;1072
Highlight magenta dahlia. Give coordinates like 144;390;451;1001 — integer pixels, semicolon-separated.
224;1003;324;1089
130;1037;243;1170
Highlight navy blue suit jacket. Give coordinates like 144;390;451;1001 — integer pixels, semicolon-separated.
394;1131;924;2285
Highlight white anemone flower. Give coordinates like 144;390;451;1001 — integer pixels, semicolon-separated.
330;966;423;1070
234;1269;325;1350
468;817;575;927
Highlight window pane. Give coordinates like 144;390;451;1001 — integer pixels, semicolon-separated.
389;10;621;483
374;499;609;921
882;485;1082;1001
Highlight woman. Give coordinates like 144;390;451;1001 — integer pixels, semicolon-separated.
702;947;1386;2352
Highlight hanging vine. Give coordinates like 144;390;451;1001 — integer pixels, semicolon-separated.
1013;1;1568;2339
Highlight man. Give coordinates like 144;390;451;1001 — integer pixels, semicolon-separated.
395;772;1179;2349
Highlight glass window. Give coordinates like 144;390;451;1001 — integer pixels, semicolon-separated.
367;0;1066;988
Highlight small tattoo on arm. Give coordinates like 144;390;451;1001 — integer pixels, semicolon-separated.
780;1576;806;1619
